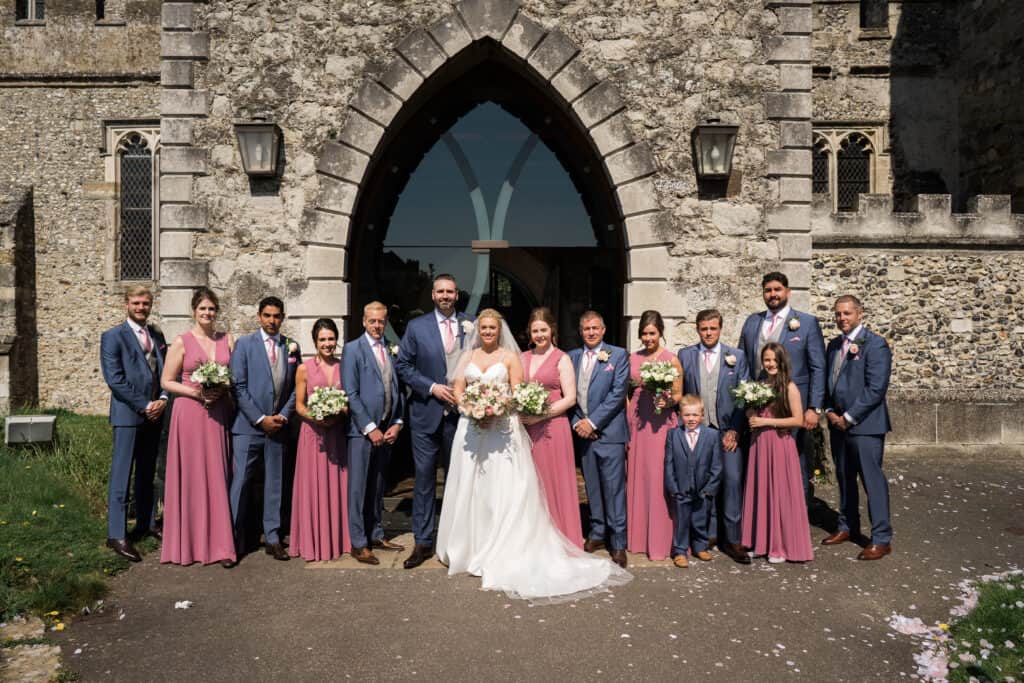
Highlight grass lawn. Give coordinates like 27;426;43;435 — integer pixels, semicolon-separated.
0;410;152;620
947;573;1024;682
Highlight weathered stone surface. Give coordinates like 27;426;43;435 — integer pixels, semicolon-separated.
551;58;598;104
604;144;656;186
350;80;402;127
779;121;811;149
161;147;208;175
160;90;208;116
160;176;193;204
779;63;811;91
627;246;669;281
337;110;386;156
161;118;194;146
615;179;659;216
777;7;812;35
162;3;195;31
779;177;812;204
456;0;518;40
396;29;448;78
625;281;683;317
317;142;369;184
777;233;812;260
160;259;209;287
428;13;473;58
767;204;811;232
766;92;812;120
937;403;1003;444
160;204;207;230
712;203;762;236
624;213;672;248
291;279;349;317
316;176;359;216
527;31;578;81
305;245;346;279
379;57;424;101
301;210;350;246
501;13;546;60
765;35;811;63
161;61;194;88
160;231;193;259
572;81;625;129
160;32;209;60
589;113;634;157
767;149;811;176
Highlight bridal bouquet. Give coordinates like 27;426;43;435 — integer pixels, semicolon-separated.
729;380;776;409
307;386;348;420
639;360;680;415
191;361;232;388
458;380;513;424
512;381;549;416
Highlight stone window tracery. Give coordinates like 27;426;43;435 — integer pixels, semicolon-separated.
101;124;160;281
812;126;889;213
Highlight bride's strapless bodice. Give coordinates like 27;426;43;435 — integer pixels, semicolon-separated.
465;362;509;383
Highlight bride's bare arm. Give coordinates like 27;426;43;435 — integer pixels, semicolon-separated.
507;351;524;388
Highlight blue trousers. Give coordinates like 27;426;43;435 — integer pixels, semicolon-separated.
577;438;627;550
829;429;892;545
410;415;457;545
347;436;391;549
230;431;285;546
671;494;713;556
708;444;745;545
108;422;160;539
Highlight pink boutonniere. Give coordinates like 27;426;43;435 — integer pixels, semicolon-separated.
848;343;860;356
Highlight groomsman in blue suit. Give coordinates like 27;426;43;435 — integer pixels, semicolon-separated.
343;301;406;566
569;311;630;568
822;295;894;561
229;296;300;562
738;272;826;505
396;274;472;569
100;286;168;562
679;309;751;564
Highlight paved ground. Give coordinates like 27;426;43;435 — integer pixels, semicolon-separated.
56;450;1023;681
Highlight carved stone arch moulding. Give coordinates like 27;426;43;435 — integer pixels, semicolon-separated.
304;0;668;339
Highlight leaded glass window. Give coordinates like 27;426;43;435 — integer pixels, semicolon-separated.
813;137;830;196
15;0;44;20
119;135;154;280
860;0;888;30
836;134;872;212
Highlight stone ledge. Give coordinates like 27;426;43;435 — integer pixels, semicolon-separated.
889;401;1024;446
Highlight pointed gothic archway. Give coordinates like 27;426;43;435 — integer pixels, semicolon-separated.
305;0;668;343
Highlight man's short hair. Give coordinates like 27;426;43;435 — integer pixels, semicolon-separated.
834;294;864;311
579;310;604;326
432;273;457;288
695;309;723;326
124;285;152;302
258;296;285;314
761;271;789;288
363;300;388;317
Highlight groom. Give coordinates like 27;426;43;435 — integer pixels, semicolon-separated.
569;311;630;568
396;274;471;569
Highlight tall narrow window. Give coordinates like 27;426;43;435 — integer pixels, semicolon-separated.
15;0;44;20
860;0;888;30
836;134;872;212
812;137;830;196
96;0;105;20
119;135;154;280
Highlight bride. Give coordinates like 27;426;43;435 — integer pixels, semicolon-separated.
437;309;632;601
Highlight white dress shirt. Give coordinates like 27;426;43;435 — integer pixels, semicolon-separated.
761;304;791;338
699;342;721;371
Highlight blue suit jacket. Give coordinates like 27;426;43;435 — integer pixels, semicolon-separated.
679;343;749;433
738;309;826;411
100;322;167;427
342;336;405;438
825;329;892;436
664;426;723;500
230;331;300;435
567;344;630;444
396;311;471;433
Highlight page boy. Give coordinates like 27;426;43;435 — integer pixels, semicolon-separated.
665;394;723;568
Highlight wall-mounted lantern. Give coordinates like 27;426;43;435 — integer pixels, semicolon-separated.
693;118;739;180
233;114;280;177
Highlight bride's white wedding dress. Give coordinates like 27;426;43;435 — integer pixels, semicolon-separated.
437;361;632;601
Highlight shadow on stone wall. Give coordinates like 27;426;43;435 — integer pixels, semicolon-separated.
0;187;39;411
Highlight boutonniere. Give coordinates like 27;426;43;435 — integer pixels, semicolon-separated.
389;344;399;357
848;336;867;356
461;320;474;335
284;338;298;354
596;350;610;363
724;354;737;367
788;317;800;331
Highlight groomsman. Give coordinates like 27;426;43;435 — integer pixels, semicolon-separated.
396;274;471;569
343;302;405;565
738;272;826;504
679;309;751;564
229;296;300;561
570;311;630;568
99;286;168;561
822;295;894;560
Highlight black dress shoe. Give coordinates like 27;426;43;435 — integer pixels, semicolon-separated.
723;543;752;565
610;549;627;568
403;544;433;569
220;559;237;569
583;538;606;553
106;538;142;562
265;542;290;561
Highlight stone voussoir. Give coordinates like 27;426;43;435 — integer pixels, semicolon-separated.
379;56;425;102
316;142;369;184
301;209;351;246
338;110;385;156
615;178;660;216
501;12;546;60
316;175;359;216
527;30;579;81
590;113;636;157
456;0;519;40
551;57;598;104
396;29;448;78
604;143;657;187
428;13;473;58
350;80;403;127
573;81;625;129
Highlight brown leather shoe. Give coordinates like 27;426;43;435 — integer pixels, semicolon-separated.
673;555;689;568
265;542;290;561
723;543;752;565
857;544;892;561
106;538;142;562
821;531;851;546
610;549;627;568
403;544;433;569
371;538;405;552
695;550;713;562
583;538;606;553
352;547;380;565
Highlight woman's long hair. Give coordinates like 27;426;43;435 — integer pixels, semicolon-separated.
761;342;792;419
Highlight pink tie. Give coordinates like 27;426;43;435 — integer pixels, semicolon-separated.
704;349;713;371
443;319;455;354
583;350;595;374
375;341;387;368
767;314;779;334
842;337;852;356
266;338;277;365
139;327;152;353
688;431;698;449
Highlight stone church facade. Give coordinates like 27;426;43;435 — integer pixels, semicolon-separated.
0;0;1021;449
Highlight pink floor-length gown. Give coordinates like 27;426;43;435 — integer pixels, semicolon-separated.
161;332;237;565
522;348;584;548
626;349;677;560
288;358;350;561
740;407;814;562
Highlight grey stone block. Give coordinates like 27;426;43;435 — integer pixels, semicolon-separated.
350;80;402;127
161;147;208;175
159;231;193;259
160;118;194;146
778;177;812;204
316;142;369;184
967;194;1012;217
573;81;625;129
160;259;209;287
161;90;208;117
779;120;811;148
379;57;424;101
936;403;1003;444
604;143;657;186
300;209;350;247
911;194;952;219
551;57;598;103
160;176;193;204
396;29;448;78
501;12;546;60
766;92;812;120
767;149;811;176
765;35;811;63
527;30;578;81
160;32;209;60
857;194;893;219
161;61;194;88
160;204;207;230
779;63;812;91
767;204;811;231
162;2;194;30
624;213;671;248
338;110;385;156
777;233;812;260
429;13;473;57
456;0;518;40
615;178;659;216
777;6;812;35
590;113;635;157
316;176;358;215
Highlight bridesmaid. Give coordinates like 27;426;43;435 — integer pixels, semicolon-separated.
741;342;814;563
520;307;583;548
626;309;683;561
289;318;351;561
160;287;237;567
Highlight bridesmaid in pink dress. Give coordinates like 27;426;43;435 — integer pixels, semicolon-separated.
627;310;683;561
159;288;237;567
741;342;814;563
289;318;351;561
519;307;583;548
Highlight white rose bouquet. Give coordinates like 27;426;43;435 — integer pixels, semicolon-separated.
639;360;680;415
512;381;549;416
458;380;513;426
728;380;776;409
191;361;232;388
307;386;348;421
